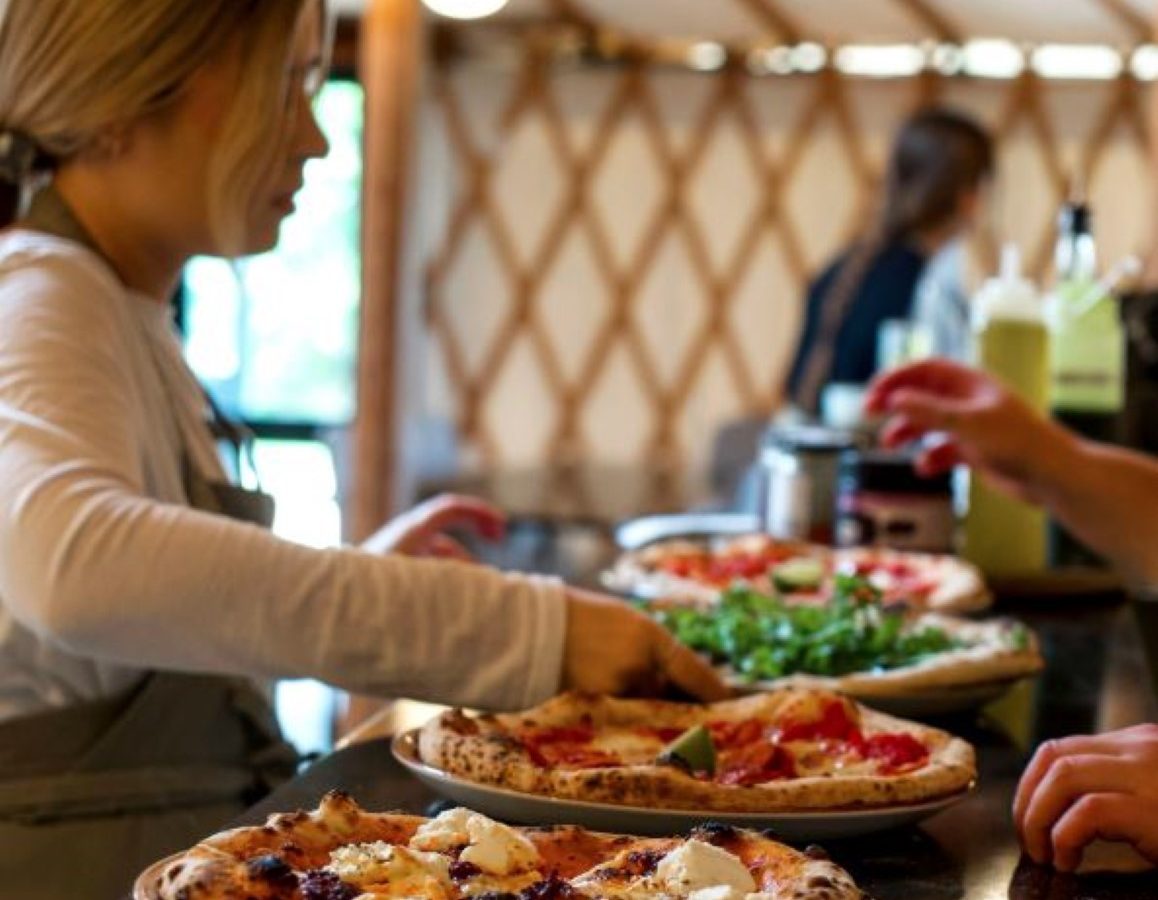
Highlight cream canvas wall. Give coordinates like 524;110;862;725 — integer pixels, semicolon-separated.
401;61;1153;477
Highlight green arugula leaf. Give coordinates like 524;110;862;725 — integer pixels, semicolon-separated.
652;576;962;679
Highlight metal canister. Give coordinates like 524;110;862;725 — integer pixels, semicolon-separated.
759;426;858;544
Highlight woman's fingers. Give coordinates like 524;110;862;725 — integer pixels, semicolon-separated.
879;414;928;449
654;631;730;702
914;437;963;475
1014;734;1140;829
412;494;507;541
426;533;475;562
561;590;728;702
1049;793;1158;872
884;388;968;433
1019;754;1139;863
864;358;976;414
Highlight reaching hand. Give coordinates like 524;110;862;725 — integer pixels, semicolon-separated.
561;588;729;702
361;494;506;562
864;359;1070;504
1013;724;1158;872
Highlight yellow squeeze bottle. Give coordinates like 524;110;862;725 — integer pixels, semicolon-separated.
962;245;1048;577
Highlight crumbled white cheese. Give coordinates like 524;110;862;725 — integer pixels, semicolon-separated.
327;841;451;893
410;808;540;875
655;841;756;896
411;807;475;850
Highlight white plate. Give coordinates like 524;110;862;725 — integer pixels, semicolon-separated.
728;675;1029;719
851;678;1026;718
391;731;972;840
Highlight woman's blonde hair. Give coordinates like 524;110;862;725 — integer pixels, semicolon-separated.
0;0;328;253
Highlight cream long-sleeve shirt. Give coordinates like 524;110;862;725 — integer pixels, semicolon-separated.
0;231;566;721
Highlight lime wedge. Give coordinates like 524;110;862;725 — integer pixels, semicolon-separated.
771;557;824;593
657;724;716;775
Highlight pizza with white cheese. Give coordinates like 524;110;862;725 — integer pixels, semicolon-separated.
134;792;864;900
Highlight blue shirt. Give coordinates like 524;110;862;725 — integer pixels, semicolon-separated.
787;242;927;407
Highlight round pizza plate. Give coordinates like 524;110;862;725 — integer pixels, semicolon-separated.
728;675;1030;719
851;677;1027;718
391;730;972;841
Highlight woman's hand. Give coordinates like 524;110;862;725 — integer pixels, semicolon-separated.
864;359;1075;504
360;494;506;561
561;588;729;702
1013;724;1158;871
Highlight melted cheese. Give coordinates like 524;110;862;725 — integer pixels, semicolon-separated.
411;808;540;876
787;743;877;778
326;842;452;898
590;729;666;763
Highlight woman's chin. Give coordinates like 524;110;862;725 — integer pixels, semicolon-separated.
244;223;284;256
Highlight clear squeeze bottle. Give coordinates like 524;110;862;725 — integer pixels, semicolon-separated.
962;245;1049;577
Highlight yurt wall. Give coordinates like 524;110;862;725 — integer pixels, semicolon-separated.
404;42;1152;479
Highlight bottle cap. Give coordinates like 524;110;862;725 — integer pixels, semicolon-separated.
973;243;1042;328
1059;202;1092;237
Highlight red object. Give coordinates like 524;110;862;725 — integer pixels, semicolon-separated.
778;701;859;743
718;743;797;786
857;732;929;773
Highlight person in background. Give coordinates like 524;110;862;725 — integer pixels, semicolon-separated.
866;358;1158;871
0;1;724;895
786;108;994;417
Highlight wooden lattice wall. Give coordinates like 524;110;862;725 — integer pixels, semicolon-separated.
412;50;1152;474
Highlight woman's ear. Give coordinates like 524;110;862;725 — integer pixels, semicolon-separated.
89;124;134;162
955;186;985;231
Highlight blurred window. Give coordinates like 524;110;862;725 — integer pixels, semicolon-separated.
180;79;364;756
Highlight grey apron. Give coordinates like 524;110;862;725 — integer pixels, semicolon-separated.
0;188;299;899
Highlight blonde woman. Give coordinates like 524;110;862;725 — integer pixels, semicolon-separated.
0;1;724;894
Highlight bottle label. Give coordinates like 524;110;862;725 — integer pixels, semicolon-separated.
1049;336;1124;412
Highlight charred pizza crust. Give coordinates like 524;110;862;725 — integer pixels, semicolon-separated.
603;537;816;607
832;547;991;613
135;792;863;900
418;690;975;813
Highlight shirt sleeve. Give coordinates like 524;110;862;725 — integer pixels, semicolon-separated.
912;243;972;362
0;256;566;712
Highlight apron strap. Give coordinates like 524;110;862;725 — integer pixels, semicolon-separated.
0;766;256;825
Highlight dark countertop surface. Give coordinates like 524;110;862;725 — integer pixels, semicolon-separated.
236;597;1158;900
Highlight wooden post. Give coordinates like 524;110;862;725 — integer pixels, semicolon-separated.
352;0;423;542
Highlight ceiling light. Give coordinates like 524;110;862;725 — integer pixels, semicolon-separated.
791;43;827;74
687;42;727;72
421;0;510;21
1033;44;1123;80
962;39;1026;79
835;44;925;78
1133;45;1158;81
931;43;964;76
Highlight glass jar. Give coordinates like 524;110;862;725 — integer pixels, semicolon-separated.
759;426;859;544
836;450;956;553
